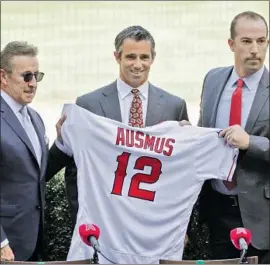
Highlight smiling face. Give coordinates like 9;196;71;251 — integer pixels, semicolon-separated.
0;55;39;105
228;17;269;77
114;38;155;88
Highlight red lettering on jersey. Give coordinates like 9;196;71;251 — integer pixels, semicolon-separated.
116;127;175;156
116;127;125;146
143;134;156;151
126;129;134;147
163;138;175;156
134;131;144;148
154;138;165;153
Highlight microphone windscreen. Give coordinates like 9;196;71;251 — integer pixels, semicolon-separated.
230;227;252;250
79;224;100;246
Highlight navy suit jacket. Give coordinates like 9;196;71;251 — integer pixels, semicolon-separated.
0;97;48;260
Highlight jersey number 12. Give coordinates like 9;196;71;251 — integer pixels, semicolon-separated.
111;152;162;201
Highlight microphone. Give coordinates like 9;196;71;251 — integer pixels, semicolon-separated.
79;223;101;253
230;227;252;251
79;223;117;264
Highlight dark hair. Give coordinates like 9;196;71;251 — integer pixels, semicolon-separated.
114;25;156;58
230;11;268;39
1;41;38;72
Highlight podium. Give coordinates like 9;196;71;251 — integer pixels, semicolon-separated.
159;256;258;264
3;260;90;264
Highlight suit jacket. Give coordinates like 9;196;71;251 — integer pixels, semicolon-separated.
198;66;270;250
48;81;189;226
0;97;48;260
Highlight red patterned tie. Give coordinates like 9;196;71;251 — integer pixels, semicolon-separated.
129;89;143;128
223;78;244;190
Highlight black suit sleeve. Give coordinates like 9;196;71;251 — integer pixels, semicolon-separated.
46;143;73;182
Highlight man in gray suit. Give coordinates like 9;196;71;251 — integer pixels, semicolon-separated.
48;25;189;227
198;11;269;262
0;41;48;261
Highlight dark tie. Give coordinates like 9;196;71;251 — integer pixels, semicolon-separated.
223;78;244;190
128;89;143;128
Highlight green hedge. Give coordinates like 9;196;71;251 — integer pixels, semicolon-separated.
45;171;211;261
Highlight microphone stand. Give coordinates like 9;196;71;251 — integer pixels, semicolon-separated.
239;249;248;264
90;250;99;264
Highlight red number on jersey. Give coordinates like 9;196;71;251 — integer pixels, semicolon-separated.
111;152;162;201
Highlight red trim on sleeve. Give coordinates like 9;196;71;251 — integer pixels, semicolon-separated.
226;154;237;181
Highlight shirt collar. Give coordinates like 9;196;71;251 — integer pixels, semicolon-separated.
1;90;23;114
230;66;265;91
117;78;149;100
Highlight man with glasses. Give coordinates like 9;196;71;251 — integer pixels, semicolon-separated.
1;41;48;261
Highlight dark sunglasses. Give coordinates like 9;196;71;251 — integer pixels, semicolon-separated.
21;71;45;82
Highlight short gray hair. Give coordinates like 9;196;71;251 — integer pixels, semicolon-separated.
1;41;38;72
114;25;156;58
230;11;269;39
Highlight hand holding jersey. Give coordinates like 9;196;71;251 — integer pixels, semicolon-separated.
60;104;238;264
219;125;250;150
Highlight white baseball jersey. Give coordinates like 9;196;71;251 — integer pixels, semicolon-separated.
62;104;238;264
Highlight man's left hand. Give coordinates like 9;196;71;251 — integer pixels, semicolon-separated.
56;114;67;143
219;125;250;150
179;120;191;126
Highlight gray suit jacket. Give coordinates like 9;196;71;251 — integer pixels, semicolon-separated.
198;66;269;250
48;81;189;225
0;97;48;260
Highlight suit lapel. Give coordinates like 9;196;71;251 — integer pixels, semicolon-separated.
28;107;47;175
145;84;165;126
209;67;233;127
99;81;122;122
1;98;38;162
245;68;270;133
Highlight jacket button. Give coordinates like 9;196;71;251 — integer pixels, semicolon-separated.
36;205;41;210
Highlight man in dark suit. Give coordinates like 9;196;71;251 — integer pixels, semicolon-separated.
48;25;189;227
0;41;48;261
198;11;269;262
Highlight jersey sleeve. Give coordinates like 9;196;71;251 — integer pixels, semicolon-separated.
195;129;239;182
61;104;78;156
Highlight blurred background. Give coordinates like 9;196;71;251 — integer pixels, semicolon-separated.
1;1;269;143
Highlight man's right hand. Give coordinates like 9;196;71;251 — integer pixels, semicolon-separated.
1;244;15;262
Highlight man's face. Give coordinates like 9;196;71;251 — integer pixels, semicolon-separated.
0;55;39;105
228;17;269;77
114;38;155;88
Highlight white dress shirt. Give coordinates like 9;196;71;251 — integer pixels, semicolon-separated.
1;90;25;126
212;66;265;195
117;77;149;126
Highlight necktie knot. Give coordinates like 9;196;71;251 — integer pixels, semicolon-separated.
237;78;244;88
131;88;140;96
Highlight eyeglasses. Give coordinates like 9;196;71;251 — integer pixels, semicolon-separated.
21;71;45;82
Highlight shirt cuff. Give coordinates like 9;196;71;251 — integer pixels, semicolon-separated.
55;139;73;157
1;239;9;248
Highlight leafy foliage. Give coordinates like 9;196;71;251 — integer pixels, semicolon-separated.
45;171;73;261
